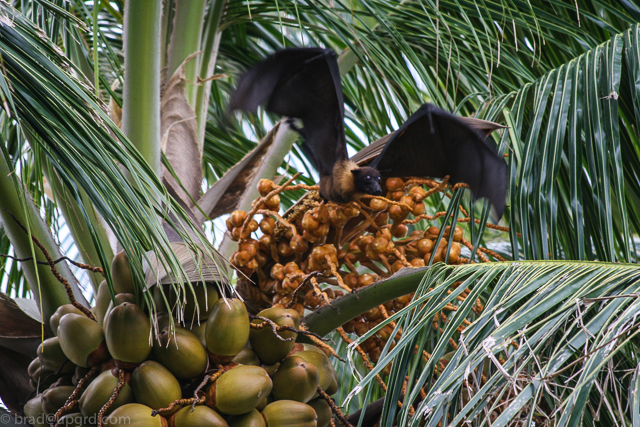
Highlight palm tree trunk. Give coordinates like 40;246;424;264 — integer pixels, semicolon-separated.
122;0;163;179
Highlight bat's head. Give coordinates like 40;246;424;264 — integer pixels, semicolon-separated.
352;167;382;196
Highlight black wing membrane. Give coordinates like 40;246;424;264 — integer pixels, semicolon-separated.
229;47;346;178
350;116;505;166
370;104;507;217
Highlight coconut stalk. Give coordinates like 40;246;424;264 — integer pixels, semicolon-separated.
194;0;226;150
0;151;88;330
122;0;163;179
166;0;207;108
43;160;113;292
302;266;427;337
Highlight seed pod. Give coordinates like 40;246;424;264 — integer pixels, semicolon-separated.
385;177;404;192
391;190;404;200
186;320;207;347
42;385;75;416
111;251;136;294
301;212;319;231
343;274;358;290
206;365;272;415
79;369;134;418
417;239;434;255
358;235;374;252
205;298;250;363
131;361;181;411
399;196;415;212
258;179;275;197
231;227;242;241
412;202;426;215
389;205;405;221
227;409;266;427
364;246;378;261
452;226;464;242
283;262;301;275
171;405;228;427
312;222;330;238
293;350;336;396
244;220;260;236
265;195;281;211
393;224;408;238
104;293;137;321
259;217;276;235
368;347;382;363
57;313;109;368
364;306;381;322
371;237;389;254
357;274;375;288
23;396;47;427
50;304;84;336
289;235;308;253
448;242;461;263
234;251;252;267
232;347;261;366
249;307;300;365
314;206;329;223
424;249;444;264
328;207;349;227
427;226;440;235
37;337;74;373
277;242;294;258
271;356;319;403
104;302;151;368
390;260;404;273
270;264;285;281
153;327;207;379
411;258;426;267
262;400;317;427
93;281;113;326
28;357;41;379
409;186;427;202
369;198;388;212
240;240;258;258
301;230;318;243
230;211;247;228
307;398;332;427
104;403;167;427
258;235;272;252
29;365;57;390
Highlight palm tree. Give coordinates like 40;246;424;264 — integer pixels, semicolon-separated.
0;0;639;426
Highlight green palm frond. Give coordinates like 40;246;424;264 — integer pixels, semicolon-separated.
468;25;640;262
352;261;640;427
0;3;223;297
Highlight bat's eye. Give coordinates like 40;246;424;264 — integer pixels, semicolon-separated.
377;176;381;181
365;175;372;182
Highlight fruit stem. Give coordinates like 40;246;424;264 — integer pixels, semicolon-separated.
97;368;125;427
318;386;353;427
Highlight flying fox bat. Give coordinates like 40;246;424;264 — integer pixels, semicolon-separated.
229;47;508;217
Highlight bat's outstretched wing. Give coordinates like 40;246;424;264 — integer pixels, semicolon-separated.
229;47;346;177
369;103;508;217
351;115;505;166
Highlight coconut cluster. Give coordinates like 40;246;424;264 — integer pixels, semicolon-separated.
24;252;337;427
231;177;474;364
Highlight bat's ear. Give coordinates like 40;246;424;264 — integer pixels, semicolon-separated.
350;169;361;175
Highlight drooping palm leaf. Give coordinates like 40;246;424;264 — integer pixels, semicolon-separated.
348;261;640;427
0;3;224;303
